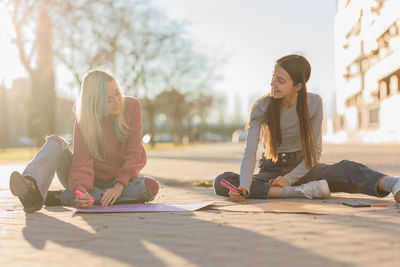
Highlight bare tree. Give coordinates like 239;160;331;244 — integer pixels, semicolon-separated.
53;0;127;87
140;97;157;147
48;2;196;146
187;92;214;141
2;0;118;145
155;90;215;143
115;5;219;145
155;89;189;143
2;0;56;145
214;94;228;125
3;0;221;146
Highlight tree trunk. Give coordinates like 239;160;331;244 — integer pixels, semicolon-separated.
149;111;156;148
144;101;156;148
28;8;56;146
173;115;184;144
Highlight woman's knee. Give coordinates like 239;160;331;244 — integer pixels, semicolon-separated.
45;135;70;151
120;176;158;203
336;160;365;171
143;176;159;197
213;174;225;195
136;176;159;202
214;172;237;196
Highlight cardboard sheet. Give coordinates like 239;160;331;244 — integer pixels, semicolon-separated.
213;201;371;215
75;201;215;213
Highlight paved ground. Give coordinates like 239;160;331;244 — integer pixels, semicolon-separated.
0;142;399;266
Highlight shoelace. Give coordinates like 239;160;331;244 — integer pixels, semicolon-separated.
295;185;313;199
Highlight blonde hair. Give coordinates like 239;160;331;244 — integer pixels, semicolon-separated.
75;70;128;161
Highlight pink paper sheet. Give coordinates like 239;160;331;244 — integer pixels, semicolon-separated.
75;201;215;213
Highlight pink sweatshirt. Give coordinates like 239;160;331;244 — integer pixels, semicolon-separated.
68;97;147;193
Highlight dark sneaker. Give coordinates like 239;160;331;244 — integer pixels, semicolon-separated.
44;190;62;206
9;171;44;213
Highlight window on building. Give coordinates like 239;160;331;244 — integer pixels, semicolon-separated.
358;111;363;128
379;81;387;98
369;108;379;125
390;75;398;95
398;74;400;93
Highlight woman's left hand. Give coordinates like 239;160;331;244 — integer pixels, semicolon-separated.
270;176;289;187
101;183;125;206
229;186;247;202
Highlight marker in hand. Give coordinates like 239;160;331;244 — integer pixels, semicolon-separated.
75;189;94;203
220;179;245;196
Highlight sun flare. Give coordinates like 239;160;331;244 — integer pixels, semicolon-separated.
0;4;26;86
0;5;13;50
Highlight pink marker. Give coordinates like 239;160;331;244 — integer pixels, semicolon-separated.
222;179;238;190
220;180;239;193
221;179;245;196
75;189;94;202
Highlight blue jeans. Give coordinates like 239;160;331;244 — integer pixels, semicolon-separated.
22;135;155;206
214;151;389;199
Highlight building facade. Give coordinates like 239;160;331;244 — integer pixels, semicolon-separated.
325;0;400;143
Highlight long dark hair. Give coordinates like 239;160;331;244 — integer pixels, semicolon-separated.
262;54;318;170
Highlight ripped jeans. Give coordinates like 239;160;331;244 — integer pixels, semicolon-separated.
22;135;155;206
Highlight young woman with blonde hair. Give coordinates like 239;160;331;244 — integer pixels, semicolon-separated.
214;54;400;203
10;70;159;212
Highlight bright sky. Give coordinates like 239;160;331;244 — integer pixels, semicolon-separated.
150;0;337;120
0;6;26;88
0;0;337;121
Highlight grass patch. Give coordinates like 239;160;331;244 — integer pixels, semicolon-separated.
144;143;187;150
0;147;40;161
0;142;204;161
192;180;214;187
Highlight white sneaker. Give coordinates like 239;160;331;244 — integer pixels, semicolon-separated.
392;180;400;203
295;180;331;199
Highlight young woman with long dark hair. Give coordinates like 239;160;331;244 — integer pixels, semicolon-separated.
214;54;400;203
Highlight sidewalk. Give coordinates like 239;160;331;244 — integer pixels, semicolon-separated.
1;143;399;266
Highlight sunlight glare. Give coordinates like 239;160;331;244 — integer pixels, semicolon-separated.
0;4;25;87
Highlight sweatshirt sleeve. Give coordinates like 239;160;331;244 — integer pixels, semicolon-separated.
283;95;323;185
239;98;266;193
114;98;147;187
68;122;95;193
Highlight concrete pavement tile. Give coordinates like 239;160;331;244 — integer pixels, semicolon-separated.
1;143;400;266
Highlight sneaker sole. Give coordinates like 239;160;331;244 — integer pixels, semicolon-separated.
9;171;43;213
9;171;29;197
393;181;400;203
395;191;400;203
319;180;331;199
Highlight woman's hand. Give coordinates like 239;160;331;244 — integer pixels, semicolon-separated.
101;183;125;206
75;191;94;209
229;186;247;202
270;176;289;187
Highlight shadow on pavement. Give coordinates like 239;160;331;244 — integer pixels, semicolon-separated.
22;207;353;266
